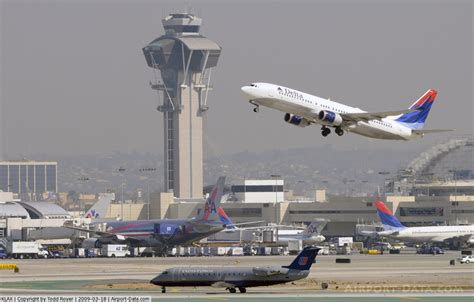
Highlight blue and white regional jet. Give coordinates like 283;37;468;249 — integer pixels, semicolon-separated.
241;83;451;140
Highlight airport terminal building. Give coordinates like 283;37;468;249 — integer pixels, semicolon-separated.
0;160;58;199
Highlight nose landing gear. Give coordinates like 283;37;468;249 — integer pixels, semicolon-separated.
249;100;259;113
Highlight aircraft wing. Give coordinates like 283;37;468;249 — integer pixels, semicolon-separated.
341;109;417;123
211;281;237;288
63;224;131;241
412;129;454;135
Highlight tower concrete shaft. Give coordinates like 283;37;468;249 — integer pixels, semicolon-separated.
143;13;221;199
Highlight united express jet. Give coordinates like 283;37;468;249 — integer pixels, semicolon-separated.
151;246;320;293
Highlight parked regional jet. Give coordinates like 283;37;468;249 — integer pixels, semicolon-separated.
241;83;451;140
375;201;474;245
150;246;320;293
65;177;227;254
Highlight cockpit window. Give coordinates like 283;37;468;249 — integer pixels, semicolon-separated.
162;271;169;275
250;83;257;87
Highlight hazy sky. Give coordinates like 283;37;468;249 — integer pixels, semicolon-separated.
1;0;472;159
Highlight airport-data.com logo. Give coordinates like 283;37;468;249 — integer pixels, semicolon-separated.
344;284;464;294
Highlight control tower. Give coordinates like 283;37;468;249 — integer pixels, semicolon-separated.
143;13;221;199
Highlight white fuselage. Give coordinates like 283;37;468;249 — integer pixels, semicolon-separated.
277;230;325;244
382;225;474;243
241;82;415;140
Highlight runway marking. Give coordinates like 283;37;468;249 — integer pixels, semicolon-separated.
395;297;421;301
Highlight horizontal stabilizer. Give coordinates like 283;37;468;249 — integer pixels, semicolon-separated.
412;129;454;135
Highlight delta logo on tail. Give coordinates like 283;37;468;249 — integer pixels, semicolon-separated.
375;201;406;231
395;89;437;130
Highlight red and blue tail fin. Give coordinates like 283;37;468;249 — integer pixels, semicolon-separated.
375;201;406;231
395;89;437;130
198;176;225;222
283;247;320;271
217;207;236;229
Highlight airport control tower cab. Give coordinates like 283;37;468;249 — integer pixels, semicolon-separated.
143;13;221;199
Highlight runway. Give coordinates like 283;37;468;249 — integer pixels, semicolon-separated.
0;251;473;301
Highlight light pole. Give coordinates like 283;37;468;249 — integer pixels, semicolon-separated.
139;167;157;220
270;174;281;204
448;170;458;224
361;180;369;196
378;171;391;197
77;176;89;215
118;167;126;220
448;170;458;199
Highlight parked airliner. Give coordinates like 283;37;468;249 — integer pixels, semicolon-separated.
241;83;451;139
375;201;474;245
66;177;227;255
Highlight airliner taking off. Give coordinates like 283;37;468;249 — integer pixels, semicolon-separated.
241;83;451;140
375;201;474;245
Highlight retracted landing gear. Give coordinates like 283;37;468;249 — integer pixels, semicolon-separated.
321;126;331;137
161;286;166;293
238;287;247;293
335;127;344;136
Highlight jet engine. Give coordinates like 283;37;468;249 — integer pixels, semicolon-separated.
284;113;310;127
318;110;343;126
252;267;282;276
82;238;103;249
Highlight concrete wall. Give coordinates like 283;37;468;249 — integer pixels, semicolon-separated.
107;203;144;220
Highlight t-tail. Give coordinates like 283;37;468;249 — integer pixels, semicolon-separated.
197;176;226;223
283;247;320;271
375;201;406;231
393;89;437;130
